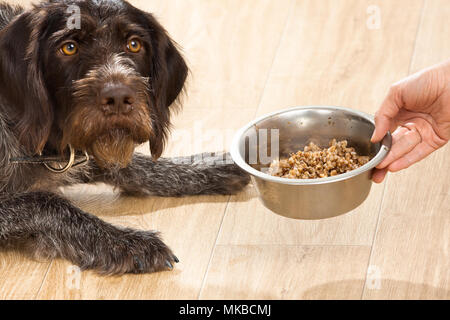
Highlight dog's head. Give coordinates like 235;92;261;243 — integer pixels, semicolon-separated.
0;0;187;168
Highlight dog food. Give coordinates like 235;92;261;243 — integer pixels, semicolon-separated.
267;139;370;179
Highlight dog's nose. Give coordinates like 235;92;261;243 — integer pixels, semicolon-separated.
100;84;135;115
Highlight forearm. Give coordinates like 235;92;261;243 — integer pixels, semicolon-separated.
0;191;176;274
96;152;250;197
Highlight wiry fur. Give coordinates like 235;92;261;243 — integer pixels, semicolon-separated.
0;0;249;275
63;54;152;168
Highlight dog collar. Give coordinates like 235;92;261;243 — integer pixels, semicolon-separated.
9;145;90;174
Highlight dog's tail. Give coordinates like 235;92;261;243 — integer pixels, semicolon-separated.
0;2;24;31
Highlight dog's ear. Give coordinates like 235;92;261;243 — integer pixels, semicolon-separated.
162;39;189;108
0;10;52;155
142;13;188;160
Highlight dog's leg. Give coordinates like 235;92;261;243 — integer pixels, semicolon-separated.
0;192;177;274
94;152;250;197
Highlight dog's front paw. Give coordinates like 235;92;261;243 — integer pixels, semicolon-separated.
198;152;251;195
85;229;178;275
211;162;251;195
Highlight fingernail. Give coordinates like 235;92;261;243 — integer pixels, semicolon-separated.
376;162;386;169
370;132;377;143
173;255;180;263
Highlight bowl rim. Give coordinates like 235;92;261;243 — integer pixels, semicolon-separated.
230;106;392;185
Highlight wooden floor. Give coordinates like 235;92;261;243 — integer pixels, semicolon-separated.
1;0;449;300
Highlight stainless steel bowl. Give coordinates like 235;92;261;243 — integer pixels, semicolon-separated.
230;106;392;220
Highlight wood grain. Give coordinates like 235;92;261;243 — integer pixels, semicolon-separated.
363;145;450;299
1;0;448;300
217;0;423;247
0;0;47;301
31;0;293;299
200;245;372;300
363;0;450;300
134;0;294;113
0;251;50;300
256;0;424;116
36;192;232;299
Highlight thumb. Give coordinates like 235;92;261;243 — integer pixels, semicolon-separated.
371;85;403;143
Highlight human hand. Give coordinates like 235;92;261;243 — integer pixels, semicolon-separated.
371;60;450;183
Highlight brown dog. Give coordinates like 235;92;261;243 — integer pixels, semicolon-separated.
0;0;249;274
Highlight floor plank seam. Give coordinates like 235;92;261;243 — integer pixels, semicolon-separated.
34;260;53;300
197;196;232;300
360;176;390;299
252;0;296;118
196;0;295;300
407;0;427;73
361;0;426;299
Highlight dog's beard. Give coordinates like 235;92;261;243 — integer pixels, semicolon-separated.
61;55;154;168
63;119;151;169
90;129;137;169
61;104;153;169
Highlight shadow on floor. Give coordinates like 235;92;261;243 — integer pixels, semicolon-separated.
61;183;256;217
199;279;449;300
302;279;450;300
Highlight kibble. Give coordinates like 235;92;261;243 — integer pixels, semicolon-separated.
267;139;370;179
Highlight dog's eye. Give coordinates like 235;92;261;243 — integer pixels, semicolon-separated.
127;38;142;53
61;42;78;56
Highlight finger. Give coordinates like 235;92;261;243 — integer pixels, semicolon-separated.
376;126;422;169
371;85;403;143
372;168;388;184
371;113;392;143
387;141;435;172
